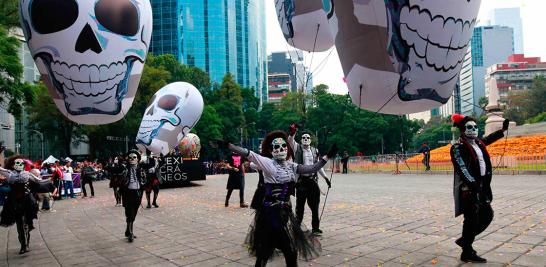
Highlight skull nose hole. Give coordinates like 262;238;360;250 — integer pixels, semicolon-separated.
75;23;103;54
146;105;154;116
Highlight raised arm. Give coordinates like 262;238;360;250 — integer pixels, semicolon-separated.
287;123;298;152
227;144;275;175
482;119;508;145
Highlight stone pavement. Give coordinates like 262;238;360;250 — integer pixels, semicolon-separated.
0;173;544;267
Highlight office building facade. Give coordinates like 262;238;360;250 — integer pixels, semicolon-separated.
267;73;291;103
486;54;546;107
150;0;268;104
467;26;514;115
487;8;524;54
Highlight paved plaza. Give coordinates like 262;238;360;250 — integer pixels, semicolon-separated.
1;173;544;267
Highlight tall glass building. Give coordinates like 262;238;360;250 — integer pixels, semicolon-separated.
150;0;268;105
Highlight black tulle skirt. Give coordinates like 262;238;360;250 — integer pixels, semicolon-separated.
0;192;38;229
244;202;321;261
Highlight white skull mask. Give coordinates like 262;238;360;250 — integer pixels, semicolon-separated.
14;159;25;172
271;138;288;161
127;153;139;165
19;0;152;125
301;134;311;146
464;121;479;139
136;82;204;156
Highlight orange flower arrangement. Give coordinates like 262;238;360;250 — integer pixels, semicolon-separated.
407;135;546;163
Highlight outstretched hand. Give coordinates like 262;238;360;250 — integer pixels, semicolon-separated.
326;144;338;159
502;119;510;131
289;123;298;136
326;178;332;188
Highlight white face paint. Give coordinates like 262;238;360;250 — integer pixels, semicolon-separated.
113;157;119;164
271;138;288;161
14;159;25;172
127;153;139;165
301;134;311;146
464;121;478;139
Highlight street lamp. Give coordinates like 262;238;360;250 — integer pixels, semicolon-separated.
29;129;44;159
240;122;255;146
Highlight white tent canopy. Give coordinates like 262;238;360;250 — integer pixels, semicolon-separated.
42;155;58;165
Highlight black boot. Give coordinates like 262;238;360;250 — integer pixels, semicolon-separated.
127;222;134;242
146;193;151;209
152;192;159;208
460;250;487;263
19;246;28;254
125;223;130;237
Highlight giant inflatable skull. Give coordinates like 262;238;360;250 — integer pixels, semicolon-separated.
326;0;481;114
136;82;204;156
19;0;152;124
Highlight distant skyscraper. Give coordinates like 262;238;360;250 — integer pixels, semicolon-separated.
150;0;268;105
488;8;524;54
267;51;312;93
468;26;514;115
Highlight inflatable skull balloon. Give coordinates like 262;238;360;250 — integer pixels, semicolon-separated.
275;0;334;52
19;0;152;124
136;82;204;156
326;0;481;114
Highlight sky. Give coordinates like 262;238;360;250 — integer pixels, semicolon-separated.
265;0;546;95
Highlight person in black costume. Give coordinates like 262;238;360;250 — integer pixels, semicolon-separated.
106;156;125;206
287;124;331;236
417;142;431;171
450;114;509;263
141;151;160;209
119;150;146;242
225;151;248;208
213;131;337;267
0;156;52;254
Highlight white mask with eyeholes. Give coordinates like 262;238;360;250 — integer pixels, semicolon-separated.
301;134;311;146
113;157;119;164
271;138;288;161
127;153;139;165
14;159;25;172
464;121;479;139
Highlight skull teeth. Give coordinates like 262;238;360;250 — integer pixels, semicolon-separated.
50;61;128;97
400;4;475;72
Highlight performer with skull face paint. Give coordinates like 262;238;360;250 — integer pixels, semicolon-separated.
450;114;509;263
0;156;51;254
119;150;147;242
214;131;337;267
288;124;331;236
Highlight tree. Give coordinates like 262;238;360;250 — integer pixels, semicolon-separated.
0;26;36;118
526;75;546;117
0;0;20;28
478;96;488;109
193;106;223;160
27;83;83;156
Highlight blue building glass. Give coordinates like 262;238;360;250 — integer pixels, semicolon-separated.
471;27;483;67
150;0;268;105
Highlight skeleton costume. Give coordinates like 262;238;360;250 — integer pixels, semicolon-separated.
120;150;146;242
141;152;159;209
220;131;336;267
288;124;331;235
0;157;52;254
450;114;509;263
106;157;125;206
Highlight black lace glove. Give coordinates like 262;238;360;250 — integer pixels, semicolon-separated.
326;144;338;159
502;119;509;131
325;178;332;188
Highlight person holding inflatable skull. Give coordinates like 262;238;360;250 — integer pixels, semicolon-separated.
120;150;147;242
288;123;331;236
213;131;337;267
450;114;509;263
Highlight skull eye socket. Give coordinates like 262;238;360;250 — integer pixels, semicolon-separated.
158;95;179;111
31;0;79;34
95;0;139;36
273;144;287;150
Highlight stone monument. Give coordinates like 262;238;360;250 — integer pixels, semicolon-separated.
485;78;515;135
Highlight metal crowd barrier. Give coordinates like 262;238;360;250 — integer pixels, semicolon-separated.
344;152;546;175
